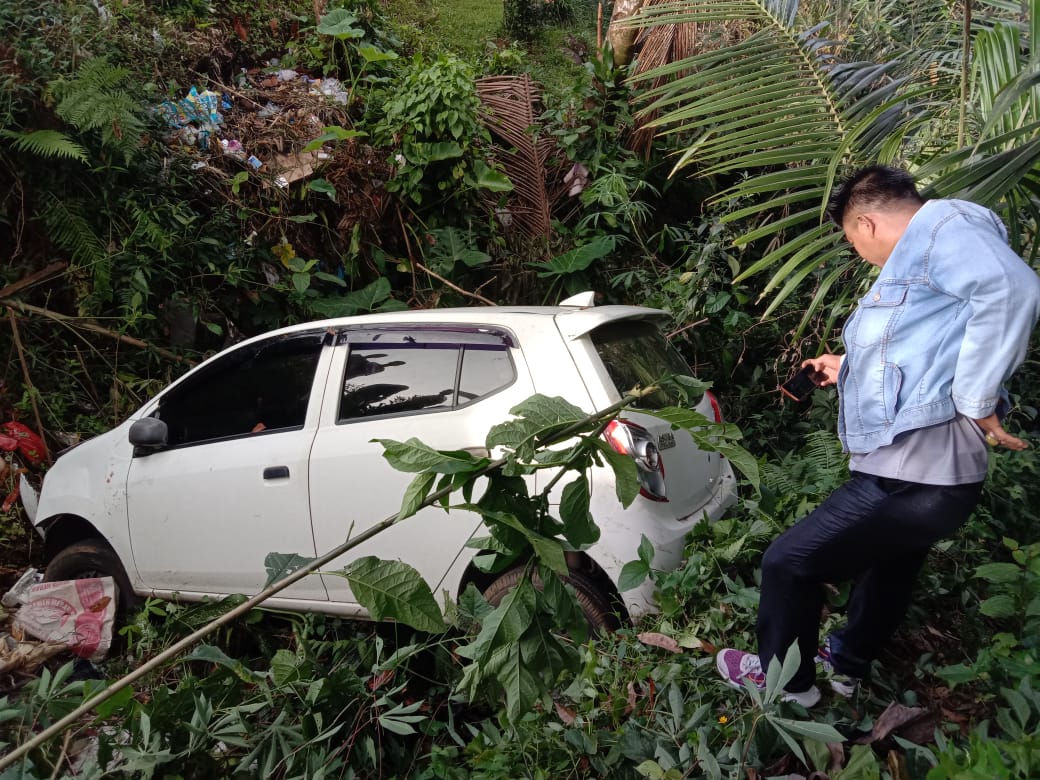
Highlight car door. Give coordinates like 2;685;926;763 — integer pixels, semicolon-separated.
125;331;332;602
308;326;535;605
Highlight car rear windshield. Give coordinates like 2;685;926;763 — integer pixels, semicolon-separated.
590;321;693;410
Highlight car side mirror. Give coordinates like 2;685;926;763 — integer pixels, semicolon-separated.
129;418;169;455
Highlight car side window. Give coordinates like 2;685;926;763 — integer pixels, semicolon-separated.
339;330;516;422
158;332;325;447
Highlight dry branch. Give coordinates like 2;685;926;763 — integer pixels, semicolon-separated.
1;300;194;365
7;309;51;463
0;262;67;300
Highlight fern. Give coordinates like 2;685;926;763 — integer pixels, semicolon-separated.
38;191;113;309
125;199;175;255
761;429;849;524
0;129;88;163
50;58;145;163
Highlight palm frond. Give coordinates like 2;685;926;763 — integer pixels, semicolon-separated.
915;1;1040;257
622;0;932;322
476;75;568;241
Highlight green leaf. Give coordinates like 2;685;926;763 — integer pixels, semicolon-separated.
769;716;845;743
975;562;1022;583
456;577;536;664
486;394;587;459
399;471;437;520
765;714;809;766
317;8;364;38
471;159;514;192
980;594;1017;618
292;272;311;292
590;438;640;508
181;645;260;682
648;407;760;490
485;640;540;724
344;556;447;633
531;235;617;278
307;178;338;201
93;683;134;718
270;648;309;687
559;476;599;546
935;663;979;687
638;534;655;567
376;437;485;474
635;760;666;779
424;141;464;160
230;170;249;195
472;507;567;576
358;46;399;64
302;126;366;152
264;551;317;587
618;559;650;592
306;277;401;318
832;744;880;779
313;270;347;286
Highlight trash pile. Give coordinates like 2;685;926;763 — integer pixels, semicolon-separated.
153;62;357;189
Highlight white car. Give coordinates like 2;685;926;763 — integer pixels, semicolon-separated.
31;295;736;629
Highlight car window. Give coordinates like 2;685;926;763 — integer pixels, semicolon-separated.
158;332;325;446
589;321;692;410
339;331;515;422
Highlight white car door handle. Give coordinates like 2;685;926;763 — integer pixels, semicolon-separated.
263;466;290;480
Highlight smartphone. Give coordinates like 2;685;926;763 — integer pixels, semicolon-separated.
780;366;818;402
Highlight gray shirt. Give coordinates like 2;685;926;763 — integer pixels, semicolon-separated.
848;414;988;485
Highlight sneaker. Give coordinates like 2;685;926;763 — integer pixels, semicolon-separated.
815;637;860;698
715;648;821;707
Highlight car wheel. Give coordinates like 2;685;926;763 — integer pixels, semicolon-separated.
44;540;139;615
483;567;619;635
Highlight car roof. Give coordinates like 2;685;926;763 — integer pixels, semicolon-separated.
234;302;671;347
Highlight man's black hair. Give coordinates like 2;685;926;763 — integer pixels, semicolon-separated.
825;165;923;226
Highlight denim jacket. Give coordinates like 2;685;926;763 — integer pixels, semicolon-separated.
837;199;1040;454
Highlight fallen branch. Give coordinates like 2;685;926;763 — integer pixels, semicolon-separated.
0;394;638;772
1;300;194;366
6;309;51;463
0;261;67;300
665;318;708;340
415;261;496;306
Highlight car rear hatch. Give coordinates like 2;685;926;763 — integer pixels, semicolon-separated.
576;317;727;515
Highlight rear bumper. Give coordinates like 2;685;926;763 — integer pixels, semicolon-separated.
590;459;738;621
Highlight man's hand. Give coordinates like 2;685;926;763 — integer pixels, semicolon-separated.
974;414;1029;450
801;354;842;387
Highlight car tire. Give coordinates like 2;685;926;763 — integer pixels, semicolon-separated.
44;540;139;615
483;567;618;635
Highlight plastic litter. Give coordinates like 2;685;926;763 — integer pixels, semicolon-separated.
313;77;349;106
12;577;117;662
221;138;246;161
257;101;284;119
155;86;225;150
1;567;41;608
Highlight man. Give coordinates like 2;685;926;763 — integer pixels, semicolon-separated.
716;165;1040;706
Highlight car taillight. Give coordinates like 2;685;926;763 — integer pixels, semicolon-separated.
603;419;667;502
706;390;723;423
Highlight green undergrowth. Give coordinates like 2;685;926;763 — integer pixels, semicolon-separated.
4;396;1040;777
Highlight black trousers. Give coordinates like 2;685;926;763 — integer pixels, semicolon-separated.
756;471;984;692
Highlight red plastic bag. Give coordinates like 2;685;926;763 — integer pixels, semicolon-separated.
0;422;46;466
